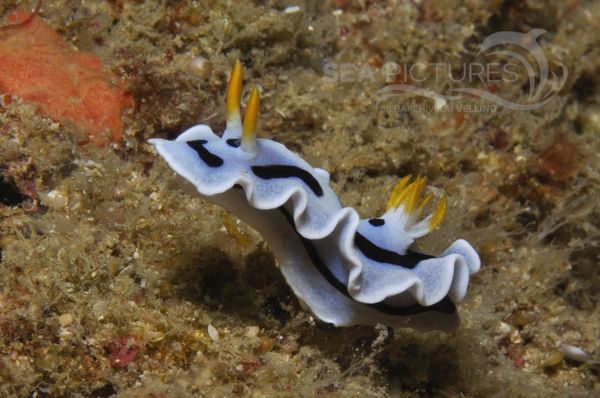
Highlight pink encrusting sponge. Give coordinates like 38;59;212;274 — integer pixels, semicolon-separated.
0;10;130;145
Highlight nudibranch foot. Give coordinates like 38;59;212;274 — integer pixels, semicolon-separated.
150;61;481;331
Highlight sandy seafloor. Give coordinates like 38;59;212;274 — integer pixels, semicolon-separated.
1;0;599;397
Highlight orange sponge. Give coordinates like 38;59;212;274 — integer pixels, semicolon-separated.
0;11;130;145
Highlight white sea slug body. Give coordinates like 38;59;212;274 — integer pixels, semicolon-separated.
150;61;481;331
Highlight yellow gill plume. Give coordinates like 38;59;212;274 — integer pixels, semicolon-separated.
428;195;447;232
404;176;426;214
418;193;433;212
386;176;447;231
386;175;412;210
241;87;260;153
387;176;425;212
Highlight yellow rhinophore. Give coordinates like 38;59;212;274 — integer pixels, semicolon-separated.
226;60;243;131
241;87;260;153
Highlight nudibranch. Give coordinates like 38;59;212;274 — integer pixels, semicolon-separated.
149;61;481;331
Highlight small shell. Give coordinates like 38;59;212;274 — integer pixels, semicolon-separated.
245;325;260;338
560;344;591;363
207;324;219;342
283;6;301;14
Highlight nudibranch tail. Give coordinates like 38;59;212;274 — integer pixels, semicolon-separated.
224;60;243;139
241;87;260;154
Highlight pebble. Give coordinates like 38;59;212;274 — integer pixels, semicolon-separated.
541;351;563;368
58;313;73;327
254;337;274;355
245;325;260;338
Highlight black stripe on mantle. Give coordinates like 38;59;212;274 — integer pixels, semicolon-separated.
186;140;224;167
354;232;435;269
252;165;324;197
